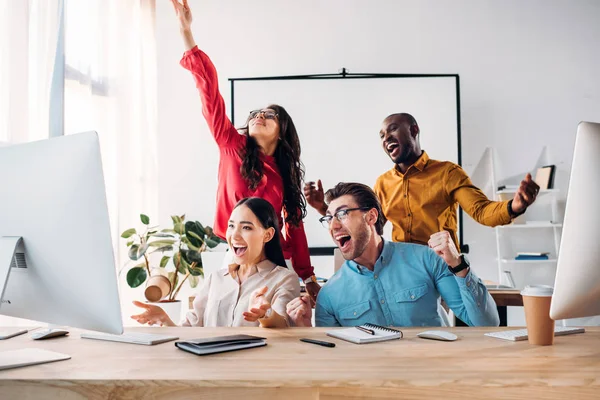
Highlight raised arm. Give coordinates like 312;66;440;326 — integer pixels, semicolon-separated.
171;0;241;148
446;165;513;227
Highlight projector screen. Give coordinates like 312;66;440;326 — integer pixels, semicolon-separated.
231;75;460;248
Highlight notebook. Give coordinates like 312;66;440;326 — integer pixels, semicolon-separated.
326;323;403;344
535;165;556;189
0;348;71;370
175;334;267;356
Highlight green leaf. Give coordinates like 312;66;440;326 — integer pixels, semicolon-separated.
126;267;147;288
181;237;199;252
187;230;204;242
128;243;149;261
140;214;150;225
189;274;200;288
188;264;203;277
194;221;206;235
178;253;190;275
184;250;203;265
152;245;174;253
180;214;186;222
121;228;137;239
174;222;185;235
160;256;170;268
147;230;157;235
205;237;221;249
185;221;205;247
161;228;176;233
171;215;182;224
148;239;177;247
150;232;175;238
126;240;134;247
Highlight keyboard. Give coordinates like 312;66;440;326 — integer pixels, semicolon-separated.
80;331;179;345
485;326;585;341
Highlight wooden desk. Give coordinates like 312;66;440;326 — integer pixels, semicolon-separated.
489;289;523;307
487;289;523;327
1;327;598;399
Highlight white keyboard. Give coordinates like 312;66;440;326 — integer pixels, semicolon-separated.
80;332;179;346
485;326;585;341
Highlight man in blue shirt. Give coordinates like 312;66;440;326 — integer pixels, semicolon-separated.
287;182;499;327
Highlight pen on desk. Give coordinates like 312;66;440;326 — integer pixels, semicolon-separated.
356;326;375;335
300;338;336;348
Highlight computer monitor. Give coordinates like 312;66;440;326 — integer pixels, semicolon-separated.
550;121;600;320
0;132;123;334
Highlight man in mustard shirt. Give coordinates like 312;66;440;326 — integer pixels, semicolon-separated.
305;113;540;250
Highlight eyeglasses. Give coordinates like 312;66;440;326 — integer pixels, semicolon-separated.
319;207;371;228
249;109;278;120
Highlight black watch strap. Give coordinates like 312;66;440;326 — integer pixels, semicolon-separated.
507;199;526;218
449;254;470;274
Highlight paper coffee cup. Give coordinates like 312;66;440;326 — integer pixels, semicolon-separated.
521;285;555;345
145;275;172;302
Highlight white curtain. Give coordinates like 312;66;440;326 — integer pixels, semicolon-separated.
63;0;158;261
63;0;159;324
0;0;61;144
0;0;158;326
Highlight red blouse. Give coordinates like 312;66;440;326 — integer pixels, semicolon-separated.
180;47;314;280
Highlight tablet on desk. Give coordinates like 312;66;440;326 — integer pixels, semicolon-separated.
0;328;28;340
0;348;71;370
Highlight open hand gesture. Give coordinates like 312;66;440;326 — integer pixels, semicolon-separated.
170;0;193;31
243;286;272;322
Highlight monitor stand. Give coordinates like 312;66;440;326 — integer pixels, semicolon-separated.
0;237;22;304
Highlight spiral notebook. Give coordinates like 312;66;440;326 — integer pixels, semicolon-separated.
326;323;403;344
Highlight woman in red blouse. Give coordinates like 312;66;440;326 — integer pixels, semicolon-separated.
169;0;320;299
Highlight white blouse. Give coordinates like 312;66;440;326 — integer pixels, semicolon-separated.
182;259;300;327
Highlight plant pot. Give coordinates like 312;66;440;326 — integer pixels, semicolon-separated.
148;300;182;324
144;275;172;302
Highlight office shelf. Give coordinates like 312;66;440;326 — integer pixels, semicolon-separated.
496;188;558;196
500;259;558;264
497;223;562;229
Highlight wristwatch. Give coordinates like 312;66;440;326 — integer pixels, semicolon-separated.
303;275;318;284
507;199;526;218
448;254;470;275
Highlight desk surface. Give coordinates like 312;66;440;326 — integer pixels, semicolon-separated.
488;288;524;307
1;327;599;400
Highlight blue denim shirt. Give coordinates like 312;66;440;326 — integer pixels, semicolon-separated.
315;240;499;327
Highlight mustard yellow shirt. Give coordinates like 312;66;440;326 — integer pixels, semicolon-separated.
374;151;512;248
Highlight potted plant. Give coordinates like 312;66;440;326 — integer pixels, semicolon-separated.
121;214;225;322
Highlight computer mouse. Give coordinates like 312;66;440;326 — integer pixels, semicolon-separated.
30;329;70;340
417;330;458;341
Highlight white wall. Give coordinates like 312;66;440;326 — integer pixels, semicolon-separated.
156;0;600;295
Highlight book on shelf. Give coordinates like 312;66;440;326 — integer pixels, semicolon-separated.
515;254;549;260
517;252;550;257
534;165;556;189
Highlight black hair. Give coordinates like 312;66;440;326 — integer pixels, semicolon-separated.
234;197;287;267
238;104;306;226
324;182;385;235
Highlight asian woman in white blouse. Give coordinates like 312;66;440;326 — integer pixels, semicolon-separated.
131;197;300;328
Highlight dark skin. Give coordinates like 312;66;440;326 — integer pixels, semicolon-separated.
305;113;540;216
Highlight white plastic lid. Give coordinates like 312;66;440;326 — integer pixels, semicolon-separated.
521;285;554;297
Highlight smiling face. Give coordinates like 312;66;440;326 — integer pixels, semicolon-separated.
379;114;420;164
226;204;275;266
326;195;373;260
248;108;280;143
